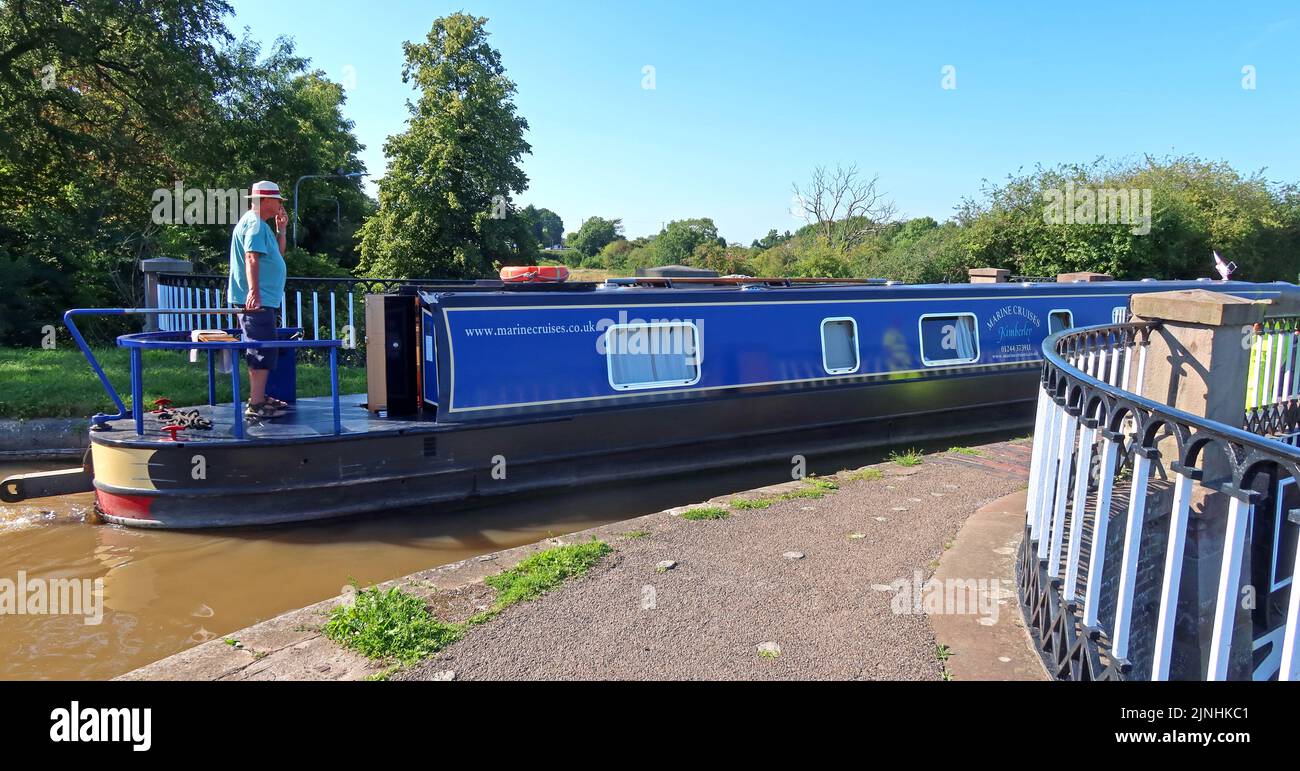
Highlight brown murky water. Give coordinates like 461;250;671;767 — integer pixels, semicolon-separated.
0;458;821;681
0;431;1017;680
1;460;644;681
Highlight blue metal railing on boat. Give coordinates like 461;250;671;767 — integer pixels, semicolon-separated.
64;308;344;440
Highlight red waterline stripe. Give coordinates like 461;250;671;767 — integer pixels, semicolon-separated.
96;490;155;520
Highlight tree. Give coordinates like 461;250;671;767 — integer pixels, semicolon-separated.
0;0;234;342
567;216;622;256
793;164;897;253
206;36;371;270
690;242;755;275
651;218;725;265
357;14;531;279
521;205;564;248
751;229;792;250
955;156;1300;282
0;2;374;343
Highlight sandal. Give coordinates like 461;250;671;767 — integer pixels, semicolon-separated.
245;401;286;420
265;396;291;410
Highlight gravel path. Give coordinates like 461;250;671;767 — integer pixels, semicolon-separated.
399;442;1030;681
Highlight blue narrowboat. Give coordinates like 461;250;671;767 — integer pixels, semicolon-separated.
5;275;1296;528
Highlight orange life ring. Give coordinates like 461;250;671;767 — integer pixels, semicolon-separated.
500;265;570;283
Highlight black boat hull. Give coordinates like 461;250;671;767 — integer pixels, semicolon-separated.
89;368;1037;528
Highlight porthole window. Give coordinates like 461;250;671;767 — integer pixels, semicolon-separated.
821;317;860;375
919;313;979;366
606;322;702;390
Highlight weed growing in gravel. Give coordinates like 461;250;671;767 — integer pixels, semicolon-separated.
936;644;955;680
623;529;651;539
889;448;924;467
326;541;614;666
323;584;464;665
947;446;982;456
758;649;780;659
840;467;883;482
365;665;401;681
805;476;838;491
682;506;730;521
780;487;825;500
732;497;773;510
478;539;613;618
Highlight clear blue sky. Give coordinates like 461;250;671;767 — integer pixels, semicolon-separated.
228;0;1300;245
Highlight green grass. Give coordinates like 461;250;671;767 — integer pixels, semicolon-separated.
622;529;651;539
322;585;464;665
364;665;401;682
840;467;884;482
474;540;612;623
0;346;367;419
889;448;925;467
681;506;730;521
779;487;826;500
947;446;982;456
804;476;838;491
732;497;773;510
935;644;952;662
325;541;613;667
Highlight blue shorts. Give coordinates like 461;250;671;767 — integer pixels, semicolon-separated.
239;307;279;370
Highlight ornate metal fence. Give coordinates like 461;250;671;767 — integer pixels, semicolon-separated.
1021;321;1300;680
1245;316;1300;442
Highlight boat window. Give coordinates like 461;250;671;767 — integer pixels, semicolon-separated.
919;313;979;366
821;317;859;375
1049;310;1073;334
606;322;702;390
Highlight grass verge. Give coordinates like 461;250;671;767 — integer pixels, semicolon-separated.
475;539;612;621
682;506;730;520
325;540;613;668
323;585;464;665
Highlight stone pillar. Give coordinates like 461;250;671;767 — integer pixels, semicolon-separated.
968;267;1009;284
1131;290;1263;430
1129;289;1266;679
141;257;193;331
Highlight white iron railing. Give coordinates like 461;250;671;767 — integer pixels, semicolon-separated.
1021;321;1300;681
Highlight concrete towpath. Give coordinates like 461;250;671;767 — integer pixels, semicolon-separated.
400;440;1043;681
121;438;1045;681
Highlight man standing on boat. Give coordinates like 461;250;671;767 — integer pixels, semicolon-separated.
228;180;291;420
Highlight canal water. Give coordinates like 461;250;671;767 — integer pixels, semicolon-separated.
0;432;1015;680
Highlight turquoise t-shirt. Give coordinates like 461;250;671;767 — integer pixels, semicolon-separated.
228;209;287;309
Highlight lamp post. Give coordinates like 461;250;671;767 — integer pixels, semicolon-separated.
293;171;367;247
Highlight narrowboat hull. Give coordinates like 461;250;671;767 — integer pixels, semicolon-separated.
88;369;1037;528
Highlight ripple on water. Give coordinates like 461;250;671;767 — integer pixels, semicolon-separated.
0;503;92;532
